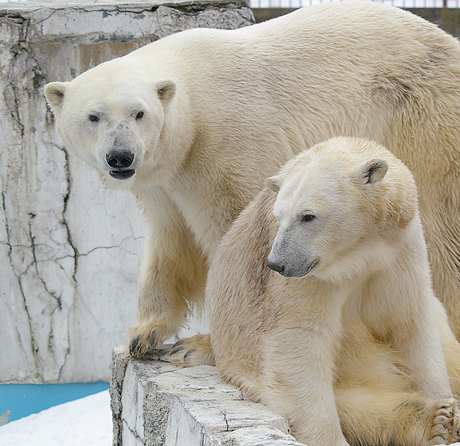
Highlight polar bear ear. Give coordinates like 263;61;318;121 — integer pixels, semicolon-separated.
358;159;388;184
266;175;282;192
44;82;69;115
156;79;176;101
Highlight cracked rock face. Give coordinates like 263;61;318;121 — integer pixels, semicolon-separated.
0;1;254;383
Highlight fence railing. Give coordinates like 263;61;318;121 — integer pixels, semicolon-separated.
0;0;457;7
0;0;457;10
250;0;457;9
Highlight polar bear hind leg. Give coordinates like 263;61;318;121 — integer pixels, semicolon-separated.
336;388;460;446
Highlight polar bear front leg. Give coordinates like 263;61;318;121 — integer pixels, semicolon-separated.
262;325;349;446
397;320;453;400
382;288;453;400
125;191;208;357
364;267;453;401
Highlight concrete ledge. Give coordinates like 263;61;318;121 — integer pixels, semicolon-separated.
110;346;304;446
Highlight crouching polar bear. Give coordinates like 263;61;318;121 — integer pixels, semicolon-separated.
45;1;460;356
182;137;460;446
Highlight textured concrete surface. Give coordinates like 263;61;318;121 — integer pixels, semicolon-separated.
110;346;303;446
0;1;254;383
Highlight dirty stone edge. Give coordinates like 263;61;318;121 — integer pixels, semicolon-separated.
110;346;304;446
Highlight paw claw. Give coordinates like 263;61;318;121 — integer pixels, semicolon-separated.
429;399;460;445
183;349;197;361
149;330;157;346
125;321;173;358
166;334;215;367
170;347;185;355
129;335;142;356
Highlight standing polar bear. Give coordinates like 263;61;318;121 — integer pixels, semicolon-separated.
203;137;460;446
45;1;460;356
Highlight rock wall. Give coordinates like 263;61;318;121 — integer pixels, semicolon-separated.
0;1;254;384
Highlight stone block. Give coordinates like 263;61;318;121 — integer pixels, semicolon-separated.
110;346;303;446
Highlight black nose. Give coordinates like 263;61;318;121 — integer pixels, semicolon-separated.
106;151;134;169
267;259;285;275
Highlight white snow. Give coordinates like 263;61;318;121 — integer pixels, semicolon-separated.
0;391;112;446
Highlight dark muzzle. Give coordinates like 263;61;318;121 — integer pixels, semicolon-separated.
107;150;135;180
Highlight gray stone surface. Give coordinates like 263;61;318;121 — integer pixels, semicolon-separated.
0;1;254;383
110;346;304;446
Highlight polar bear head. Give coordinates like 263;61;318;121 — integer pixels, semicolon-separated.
266;137;418;282
44;60;177;187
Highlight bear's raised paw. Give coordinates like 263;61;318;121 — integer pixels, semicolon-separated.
428;399;460;445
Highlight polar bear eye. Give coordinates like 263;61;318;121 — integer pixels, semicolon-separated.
89;114;99;123
135;111;144;120
302;213;315;223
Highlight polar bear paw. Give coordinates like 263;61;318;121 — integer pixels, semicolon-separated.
167;334;215;367
428;399;460;445
125;319;176;357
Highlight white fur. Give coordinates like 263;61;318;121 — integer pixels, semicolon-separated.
45;1;460;354
207;138;459;446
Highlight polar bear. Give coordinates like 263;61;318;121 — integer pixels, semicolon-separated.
45;1;460;356
196;137;460;446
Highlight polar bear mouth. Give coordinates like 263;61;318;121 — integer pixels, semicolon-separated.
302;258;318;276
109;169;135;180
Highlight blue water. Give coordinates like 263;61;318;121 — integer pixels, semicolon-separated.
0;382;110;422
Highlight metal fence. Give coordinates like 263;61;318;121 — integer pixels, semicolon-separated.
250;0;458;9
0;0;457;10
0;0;457;7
